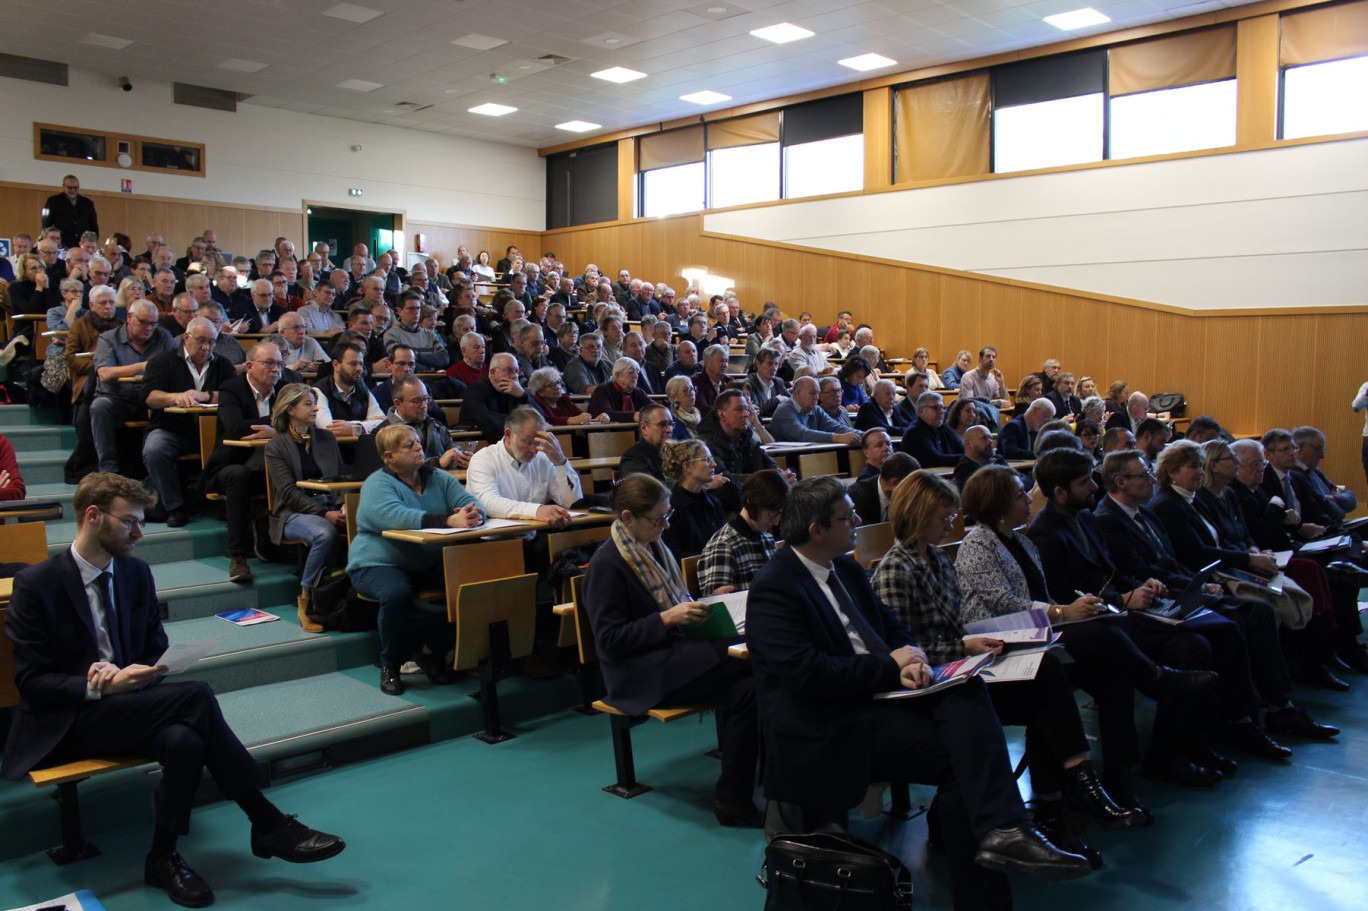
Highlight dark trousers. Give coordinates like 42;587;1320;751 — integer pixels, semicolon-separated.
1361;436;1368;490
657;654;758;804
46;681;264;835
985;651;1089;796
1184;609;1260;723
351;563;450;669
206;464;261;557
1120;616;1215;762
1211;597;1291;706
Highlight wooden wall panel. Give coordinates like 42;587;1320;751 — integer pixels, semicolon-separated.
1255;315;1319;427
1201;318;1260;433
407;221;542;270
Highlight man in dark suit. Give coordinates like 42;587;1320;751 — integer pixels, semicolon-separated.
1093;449;1313;762
140;319;237;526
1045;371;1083;421
898;392;964;467
1291;426;1358;528
231;279;285;334
459;352;530;442
953;424;1013;490
3;474;344;907
850;452;918;526
999;399;1054;460
618;404;672;481
202;343;289;583
747;478;1090;909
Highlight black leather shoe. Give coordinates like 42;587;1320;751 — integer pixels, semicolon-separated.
145;850;214;908
1142;755;1222;787
1189;746;1238;778
713;799;763;828
1224;721;1293;760
974;823;1092;880
1150;665;1220;697
167;509;192;528
1298;663;1351;692
1266;705;1339;740
412;648;455;685
144;504;169;524
380;666;405;696
1034;803;1103;870
251;815;346;863
1065;760;1148;829
1100;775;1154;826
1325;560;1368;585
1335;644;1368;674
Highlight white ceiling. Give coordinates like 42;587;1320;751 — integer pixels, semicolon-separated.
1;0;1266;149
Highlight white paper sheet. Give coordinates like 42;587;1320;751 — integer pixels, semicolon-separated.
154;637;224;675
705;591;749;633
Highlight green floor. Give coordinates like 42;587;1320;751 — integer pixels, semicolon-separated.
3;680;1365;911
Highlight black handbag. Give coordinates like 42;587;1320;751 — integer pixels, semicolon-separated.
759;833;913;910
1149;392;1186;417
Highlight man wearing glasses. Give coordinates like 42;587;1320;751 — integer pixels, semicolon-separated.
619;403;674;482
159;291;199;337
41;174;99;248
899;392;965;468
384;289;448;370
191;301;247;370
382;375;470;470
233;279;284;334
141;317;237;526
89;300;176;476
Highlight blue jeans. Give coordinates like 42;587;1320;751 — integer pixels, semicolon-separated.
90;396;140;473
351;563;448;670
143;428;193;512
283;513;340;589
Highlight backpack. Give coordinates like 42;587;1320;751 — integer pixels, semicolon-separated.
760;832;914;911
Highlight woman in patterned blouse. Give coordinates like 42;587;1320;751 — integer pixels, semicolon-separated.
698;469;788;594
872;471;1146;868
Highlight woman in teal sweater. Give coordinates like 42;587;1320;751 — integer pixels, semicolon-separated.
348;424;485;695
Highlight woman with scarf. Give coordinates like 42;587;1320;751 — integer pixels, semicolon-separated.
265;383;344;632
582;473;761;827
665;375;702;440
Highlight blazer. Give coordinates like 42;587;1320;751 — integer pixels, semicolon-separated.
849;477;886;526
1259;467;1335;530
1093;495;1192;590
1232;480;1296;551
743;373;790;416
203;374;290;484
746;546;913;807
581;542;726;716
997;415;1036;460
264;429;342;544
1149;486;1253;574
2;551;167;780
458;377;530;442
853;401;904;434
1027;501;1138;604
898;419;964;468
954;525;1049;625
1104;411;1136;433
1045;391;1083;419
1195;486;1258;552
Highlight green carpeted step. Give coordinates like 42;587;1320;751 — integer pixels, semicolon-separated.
151;556;302;621
0;405;35;427
16;481;75;509
10;449;68;485
169;610;339;693
45;517;229;563
1;424;75;451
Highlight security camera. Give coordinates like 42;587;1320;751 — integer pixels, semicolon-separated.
118;76;132;92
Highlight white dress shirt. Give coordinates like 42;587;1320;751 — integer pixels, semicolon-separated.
464;439;583;520
792;547;869;655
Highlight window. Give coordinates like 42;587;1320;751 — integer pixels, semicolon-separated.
993;94;1103;172
783;134;864;198
641;162;705;217
33;122;206;177
1109;80;1237;159
708;143;780;208
1282;55;1368;139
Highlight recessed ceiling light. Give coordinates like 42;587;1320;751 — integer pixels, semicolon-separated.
680;90;731;105
708;6;727;13
1043;8;1111;30
451;33;508;50
322;3;381;24
838;53;897;72
79;33;132;50
468;102;517;116
605;37;621;45
749;22;814;44
218;58;269;73
556;120;601;133
592;66;647;84
337;78;384;92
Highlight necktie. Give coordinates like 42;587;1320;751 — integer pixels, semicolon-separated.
95;571;126;666
1068;516;1098;563
1281;474;1300;514
1133;512;1162;551
826;570;889;655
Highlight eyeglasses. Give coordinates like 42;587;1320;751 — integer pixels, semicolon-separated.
830;512;861;526
99;508;144;532
1120;470;1155;480
401;396;433;405
643;508;674;528
688;456;715;465
937;512;959;526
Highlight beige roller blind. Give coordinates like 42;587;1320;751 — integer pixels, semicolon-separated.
1108;26;1237;96
638;126;704;171
706;112;780;150
893;73;990;183
1281;0;1368;66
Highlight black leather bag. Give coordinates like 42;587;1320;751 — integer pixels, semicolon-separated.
1149;392;1186;417
759;833;913;911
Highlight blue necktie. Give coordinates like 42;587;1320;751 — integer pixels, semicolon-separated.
96;571;126;666
827;570;889;655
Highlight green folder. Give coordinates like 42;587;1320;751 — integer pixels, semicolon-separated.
679;602;741;640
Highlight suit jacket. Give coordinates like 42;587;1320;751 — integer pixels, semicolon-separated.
746;546;914;806
849;477;887;526
744;373;790;416
1259;467;1329;530
231;302;286;334
459;377;530;442
1233;480;1297;550
1149;486;1253;574
1093;495;1192;590
581;542;726;716
853;401;904;434
264;429;342;544
203;374;289;483
1195;486;1258;552
951;453;1010;490
3;551;167;779
898;419;964;468
1104;411;1136;433
1045;391;1082;419
1027;501;1138;604
997;415;1036;460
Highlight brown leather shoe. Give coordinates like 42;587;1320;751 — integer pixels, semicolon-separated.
297;592;324;633
229;555;253;585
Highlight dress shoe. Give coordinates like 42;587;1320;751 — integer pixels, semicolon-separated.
1142;755;1222;787
380;666;405;696
167;509;192;528
1100;775;1154;826
412;647;456;685
1335;644;1368;674
1149;665;1219;698
1034;802;1103;870
1065;760;1148;829
1325;560;1368;586
974;823;1092;880
228;555;253;585
250;814;346;863
144;850;214;908
1298;663;1350;692
1224;721;1293;760
713;799;763;828
1266;705;1339;740
296;593;323;634
144;504;169;524
1188;746;1238;778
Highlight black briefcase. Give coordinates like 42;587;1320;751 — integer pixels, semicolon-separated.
759;833;913;910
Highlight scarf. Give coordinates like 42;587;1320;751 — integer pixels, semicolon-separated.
611;519;691;613
674;407;702;434
288;424;312;453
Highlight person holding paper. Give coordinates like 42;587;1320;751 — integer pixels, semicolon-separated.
698;469;788;594
872;471;1145;869
747;477;1090;907
582;474;761;828
349;424;486;696
3;473;345;907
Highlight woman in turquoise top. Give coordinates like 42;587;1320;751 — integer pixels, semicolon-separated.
347;423;485;696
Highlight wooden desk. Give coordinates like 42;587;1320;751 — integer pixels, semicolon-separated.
165;406;219;414
381;511;611;545
298;456;623;493
0;577;11;605
223;438;268;449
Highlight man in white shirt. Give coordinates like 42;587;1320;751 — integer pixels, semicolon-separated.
465;406;582;528
784;324;830;376
296;283;345;336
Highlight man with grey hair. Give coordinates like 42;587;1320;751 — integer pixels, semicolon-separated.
1106;391;1151;435
564;331;611;395
275;311;330;373
184;271;213;307
465;404;581;527
89;299;176;475
141;316;237;525
1000;398;1057;460
588;357;652;422
460;351;531;443
1034;358;1062;394
692;344;730;412
383;375;469;470
234;278;284;334
515;323;551;381
159;291;199;337
1290;425;1358;529
770;376;860;445
899;392;966;467
193;301;247;369
645;319;675;377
